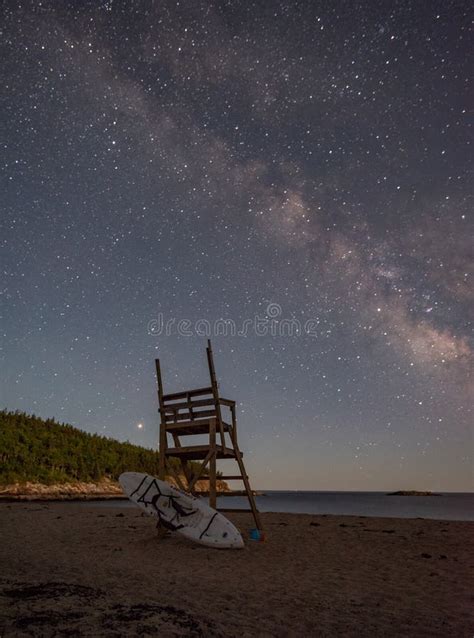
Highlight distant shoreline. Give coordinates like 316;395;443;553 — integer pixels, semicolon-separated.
3;485;469;503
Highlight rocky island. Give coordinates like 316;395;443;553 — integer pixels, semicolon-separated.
387;490;441;496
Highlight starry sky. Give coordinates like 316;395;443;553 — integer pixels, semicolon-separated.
1;1;472;491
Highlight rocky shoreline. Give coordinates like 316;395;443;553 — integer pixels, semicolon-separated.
0;479;123;502
0;476;231;502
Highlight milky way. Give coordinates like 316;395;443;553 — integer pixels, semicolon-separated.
1;1;472;490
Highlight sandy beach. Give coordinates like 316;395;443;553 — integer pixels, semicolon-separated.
0;503;473;637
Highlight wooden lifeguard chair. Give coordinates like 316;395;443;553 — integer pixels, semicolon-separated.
155;340;263;532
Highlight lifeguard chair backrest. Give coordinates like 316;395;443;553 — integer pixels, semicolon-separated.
156;340;222;426
161;386;217;424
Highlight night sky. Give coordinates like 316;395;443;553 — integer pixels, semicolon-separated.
2;1;472;491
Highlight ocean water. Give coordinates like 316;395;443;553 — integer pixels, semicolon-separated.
221;491;474;521
91;491;474;521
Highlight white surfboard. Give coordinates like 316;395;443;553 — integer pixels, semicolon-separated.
119;472;244;549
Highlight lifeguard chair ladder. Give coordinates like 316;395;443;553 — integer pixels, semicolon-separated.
155;340;263;532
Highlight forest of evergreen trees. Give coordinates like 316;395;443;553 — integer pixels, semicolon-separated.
0;410;200;485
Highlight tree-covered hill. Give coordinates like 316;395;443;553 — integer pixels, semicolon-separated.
0;410;199;485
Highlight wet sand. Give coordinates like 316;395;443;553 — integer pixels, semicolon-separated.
0;503;473;637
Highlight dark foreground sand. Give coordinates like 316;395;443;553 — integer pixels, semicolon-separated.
0;503;473;637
